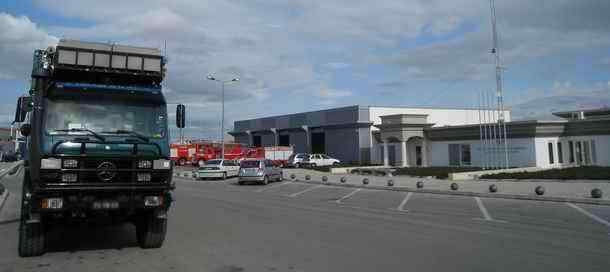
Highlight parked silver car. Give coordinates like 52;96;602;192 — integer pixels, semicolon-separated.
238;159;283;185
287;153;310;168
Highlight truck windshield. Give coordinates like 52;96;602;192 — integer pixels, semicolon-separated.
44;98;167;139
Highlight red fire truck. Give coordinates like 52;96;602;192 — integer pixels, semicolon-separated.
171;141;294;167
244;146;294;167
170;141;218;166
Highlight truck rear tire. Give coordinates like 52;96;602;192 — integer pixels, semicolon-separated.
136;214;167;249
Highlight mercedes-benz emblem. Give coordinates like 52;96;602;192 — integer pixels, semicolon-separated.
97;161;117;181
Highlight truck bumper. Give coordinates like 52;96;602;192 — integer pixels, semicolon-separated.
31;190;172;216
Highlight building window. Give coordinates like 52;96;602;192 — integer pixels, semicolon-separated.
279;135;290;146
591;140;597;164
548;142;554;164
568;141;575;163
253;135;262;147
449;144;460;166
449;144;471;166
461;144;471;166
557;142;563;164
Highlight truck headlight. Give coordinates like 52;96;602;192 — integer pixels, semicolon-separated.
144;196;163;207
153;159;171;169
137;160;153;169
41;158;61;169
62;159;78;169
41;198;63;209
61;173;78;182
137;173;152;182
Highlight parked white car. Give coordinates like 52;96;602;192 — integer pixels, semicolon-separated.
197;159;240;180
303;154;341;167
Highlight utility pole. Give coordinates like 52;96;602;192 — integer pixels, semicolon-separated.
489;0;509;169
207;75;239;160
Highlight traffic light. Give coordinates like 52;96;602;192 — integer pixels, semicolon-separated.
176;104;186;128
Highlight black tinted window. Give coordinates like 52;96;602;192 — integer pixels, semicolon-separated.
240;160;260;168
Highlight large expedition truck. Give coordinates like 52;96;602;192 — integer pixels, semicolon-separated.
13;39;178;257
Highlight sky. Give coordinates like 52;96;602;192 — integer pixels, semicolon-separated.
1;0;610;141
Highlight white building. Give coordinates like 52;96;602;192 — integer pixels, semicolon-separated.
230;106;610;168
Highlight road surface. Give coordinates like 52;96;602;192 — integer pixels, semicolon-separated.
1;171;609;271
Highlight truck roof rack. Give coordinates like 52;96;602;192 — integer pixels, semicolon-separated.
50;39;165;84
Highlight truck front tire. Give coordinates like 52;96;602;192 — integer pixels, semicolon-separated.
18;168;45;257
18;220;45;257
136;214;167;249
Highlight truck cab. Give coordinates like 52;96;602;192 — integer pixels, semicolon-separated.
14;39;177;257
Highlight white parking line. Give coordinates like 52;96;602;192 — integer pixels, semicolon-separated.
566;203;610;228
475;197;493;221
254;181;293;193
335;188;362;204
288;185;323;198
396;192;413;212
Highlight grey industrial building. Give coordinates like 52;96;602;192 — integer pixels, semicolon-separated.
230;105;610;168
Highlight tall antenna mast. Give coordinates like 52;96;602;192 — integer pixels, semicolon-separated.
489;0;509;169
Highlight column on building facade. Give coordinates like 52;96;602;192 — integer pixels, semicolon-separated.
301;125;310;153
270;128;279;146
422;138;428;167
245;130;253;146
383;140;389;167
400;140;408;167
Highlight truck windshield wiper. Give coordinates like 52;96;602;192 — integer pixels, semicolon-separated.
52;128;106;142
101;130;150;142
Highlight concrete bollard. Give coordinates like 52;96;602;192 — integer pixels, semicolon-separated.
340;177;347;183
489;184;498;193
322;176;328;183
450;183;459;191
290;174;296;180
387;180;394;187
362;178;369;185
535;186;545;196
305;175;311;181
416;181;424;189
591;188;603;199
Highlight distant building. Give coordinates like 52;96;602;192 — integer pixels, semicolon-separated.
230;105;610;168
0;127;16;154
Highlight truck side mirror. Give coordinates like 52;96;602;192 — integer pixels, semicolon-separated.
20;123;31;137
13;96;32;123
176;104;185;128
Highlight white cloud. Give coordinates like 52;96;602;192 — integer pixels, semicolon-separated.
324;62;350;69
3;1;610;138
0;13;58;80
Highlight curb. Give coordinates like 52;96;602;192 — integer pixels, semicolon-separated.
0;161;24;215
0;161;24;180
0;189;8;215
291;179;610;206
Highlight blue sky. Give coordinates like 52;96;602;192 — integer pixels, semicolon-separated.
1;0;610;140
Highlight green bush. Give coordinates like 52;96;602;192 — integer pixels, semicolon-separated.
480;166;610;180
393;167;482;179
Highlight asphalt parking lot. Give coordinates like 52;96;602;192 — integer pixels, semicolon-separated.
1;172;610;271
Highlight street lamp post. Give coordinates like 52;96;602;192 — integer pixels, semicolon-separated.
206;75;239;160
